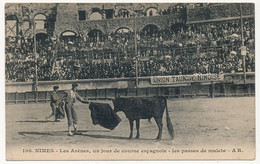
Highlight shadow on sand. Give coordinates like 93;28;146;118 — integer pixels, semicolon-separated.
18;130;156;141
18;130;111;136
17;120;57;123
82;133;155;141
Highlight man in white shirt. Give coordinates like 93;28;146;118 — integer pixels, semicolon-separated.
64;83;89;136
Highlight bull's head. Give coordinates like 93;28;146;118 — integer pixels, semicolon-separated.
112;98;124;113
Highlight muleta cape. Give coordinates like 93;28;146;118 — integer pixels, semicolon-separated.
89;102;121;130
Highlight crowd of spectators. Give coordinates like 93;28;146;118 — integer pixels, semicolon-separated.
5;16;255;82
188;3;254;22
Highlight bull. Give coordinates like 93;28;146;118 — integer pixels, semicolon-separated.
112;96;174;141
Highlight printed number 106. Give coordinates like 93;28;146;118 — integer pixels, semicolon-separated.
22;149;32;153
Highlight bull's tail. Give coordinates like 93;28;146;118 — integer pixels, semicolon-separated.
165;98;174;140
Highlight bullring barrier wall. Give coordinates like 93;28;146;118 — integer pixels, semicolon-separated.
5;72;255;104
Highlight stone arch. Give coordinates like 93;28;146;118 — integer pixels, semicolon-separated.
145;7;158;16
55;23;78;37
118;9;130;18
60;30;78;45
141;24;159;37
34;13;47;20
35;29;48;35
34;33;50;53
34;13;47;30
87;29;104;45
139;23;162;32
61;30;77;37
89;12;102;20
115;27;132;34
6;15;18;20
35;32;49;41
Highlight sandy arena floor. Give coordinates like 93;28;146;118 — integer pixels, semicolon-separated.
6;97;255;160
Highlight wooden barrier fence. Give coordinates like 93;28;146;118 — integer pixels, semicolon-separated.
6;83;255;104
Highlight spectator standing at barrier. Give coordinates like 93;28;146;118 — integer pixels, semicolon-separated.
63;83;89;136
46;86;61;122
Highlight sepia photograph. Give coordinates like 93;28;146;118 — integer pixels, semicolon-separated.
4;1;256;161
